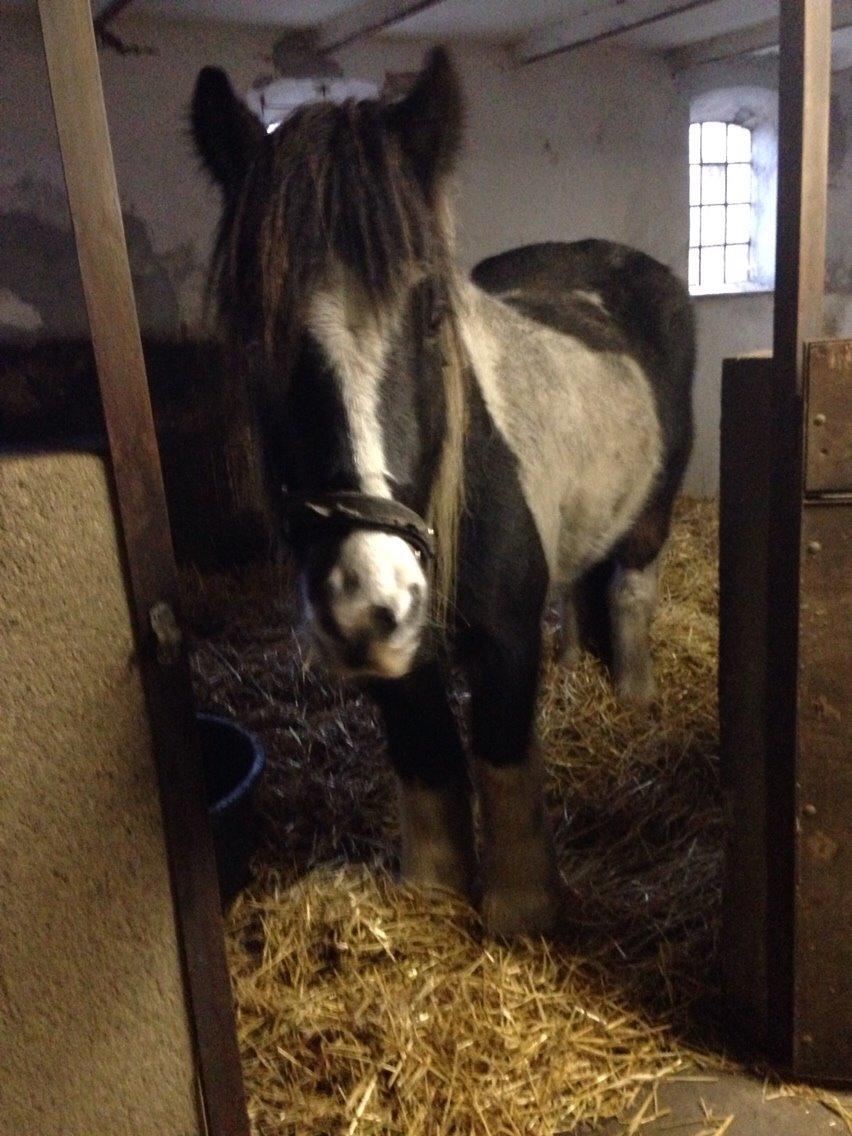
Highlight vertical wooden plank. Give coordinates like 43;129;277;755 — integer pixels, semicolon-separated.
765;0;832;1065
35;3;250;1133
773;1;832;379
719;356;775;1052
796;499;852;1079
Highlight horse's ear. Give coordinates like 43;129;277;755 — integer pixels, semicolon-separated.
191;66;264;197
386;47;462;198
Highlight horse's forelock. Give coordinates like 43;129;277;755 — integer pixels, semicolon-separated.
212;96;451;360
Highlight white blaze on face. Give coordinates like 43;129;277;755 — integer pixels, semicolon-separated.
306;284;429;677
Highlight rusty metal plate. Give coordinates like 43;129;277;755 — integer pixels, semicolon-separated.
794;502;852;1080
805;341;852;493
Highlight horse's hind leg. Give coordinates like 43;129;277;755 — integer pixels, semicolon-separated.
608;496;673;704
371;663;476;898
607;556;660;703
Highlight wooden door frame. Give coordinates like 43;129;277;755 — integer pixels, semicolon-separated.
765;0;832;1063
36;2;250;1132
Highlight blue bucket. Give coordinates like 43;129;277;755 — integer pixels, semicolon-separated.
197;713;266;906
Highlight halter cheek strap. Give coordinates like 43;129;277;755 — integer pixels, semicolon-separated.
281;489;436;562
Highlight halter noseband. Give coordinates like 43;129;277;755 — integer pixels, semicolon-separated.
281;490;436;562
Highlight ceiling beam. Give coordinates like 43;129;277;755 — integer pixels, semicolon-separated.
317;0;445;53
515;0;721;66
91;0;134;28
667;0;852;71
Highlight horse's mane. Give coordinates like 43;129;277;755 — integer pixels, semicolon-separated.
211;87;467;626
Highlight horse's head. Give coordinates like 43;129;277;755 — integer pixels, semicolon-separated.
192;49;463;678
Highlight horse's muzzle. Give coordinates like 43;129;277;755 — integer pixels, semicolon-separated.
304;528;429;679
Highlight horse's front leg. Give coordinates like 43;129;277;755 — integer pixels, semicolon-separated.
467;630;564;937
371;664;476;898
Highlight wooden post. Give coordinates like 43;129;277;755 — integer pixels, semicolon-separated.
765;0;832;1063
720;0;850;1081
36;2;250;1132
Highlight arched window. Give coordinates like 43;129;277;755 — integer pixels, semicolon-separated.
689;121;753;290
688;87;777;295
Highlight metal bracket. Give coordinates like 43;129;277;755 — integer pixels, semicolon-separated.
150;601;183;667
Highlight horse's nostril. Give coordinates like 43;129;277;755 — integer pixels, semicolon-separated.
371;604;399;636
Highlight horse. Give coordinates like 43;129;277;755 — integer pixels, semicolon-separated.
190;47;695;937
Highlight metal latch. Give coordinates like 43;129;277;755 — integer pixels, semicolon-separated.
149;600;183;666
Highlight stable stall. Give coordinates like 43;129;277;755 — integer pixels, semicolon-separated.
0;2;849;1134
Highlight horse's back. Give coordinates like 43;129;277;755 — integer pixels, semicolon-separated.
472;239;694;489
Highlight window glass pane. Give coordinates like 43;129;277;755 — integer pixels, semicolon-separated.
701;164;726;204
689;122;701;164
701;121;727;163
689;247;700;290
726;202;751;244
727;123;751;163
701;204;726;246
701;245;724;287
689;206;701;247
727;163;752;203
725;244;750;284
690;164;701;205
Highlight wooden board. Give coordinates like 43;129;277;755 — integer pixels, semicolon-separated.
795;502;852;1079
721;346;852;1081
763;0;833;1062
1;451;200;1136
805;341;852;493
719;355;775;1051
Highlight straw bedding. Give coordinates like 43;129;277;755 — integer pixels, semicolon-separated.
187;497;727;1134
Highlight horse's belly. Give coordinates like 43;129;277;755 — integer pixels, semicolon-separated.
553;459;658;582
547;400;662;582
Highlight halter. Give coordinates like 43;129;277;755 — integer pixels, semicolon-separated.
281;490;436;562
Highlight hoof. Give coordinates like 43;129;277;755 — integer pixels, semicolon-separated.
481;879;565;939
400;850;475;900
555;637;581;669
615;669;657;706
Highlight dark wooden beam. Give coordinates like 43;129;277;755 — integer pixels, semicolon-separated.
667;0;852;72
515;0;720;66
318;0;446;52
92;0;135;29
36;2;249;1132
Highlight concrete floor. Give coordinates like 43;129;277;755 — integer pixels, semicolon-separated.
580;1070;851;1135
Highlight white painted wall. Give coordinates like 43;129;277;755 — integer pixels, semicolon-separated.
0;13;685;322
2;10;850;497
336;38;687;275
682;62;852;496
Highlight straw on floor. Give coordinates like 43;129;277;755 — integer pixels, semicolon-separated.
188;498;725;1135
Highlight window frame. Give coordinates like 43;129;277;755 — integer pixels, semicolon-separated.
686;85;778;299
689;120;757;295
